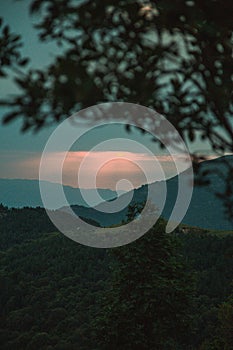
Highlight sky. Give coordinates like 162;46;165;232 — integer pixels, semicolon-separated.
0;0;215;190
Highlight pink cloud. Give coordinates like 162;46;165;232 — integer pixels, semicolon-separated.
0;150;193;190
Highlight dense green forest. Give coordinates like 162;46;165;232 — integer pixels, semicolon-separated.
0;205;232;349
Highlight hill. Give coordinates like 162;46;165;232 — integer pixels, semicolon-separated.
71;155;233;230
0;179;120;209
0;206;232;349
1;156;232;230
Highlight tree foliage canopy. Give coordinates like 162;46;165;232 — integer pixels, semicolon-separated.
0;207;232;349
0;0;232;151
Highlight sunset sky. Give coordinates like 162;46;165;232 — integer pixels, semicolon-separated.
0;0;216;191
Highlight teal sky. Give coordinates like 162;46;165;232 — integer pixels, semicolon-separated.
0;0;58;152
0;0;214;188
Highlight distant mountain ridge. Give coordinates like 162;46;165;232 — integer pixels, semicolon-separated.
1;155;232;231
70;155;233;231
0;179;120;209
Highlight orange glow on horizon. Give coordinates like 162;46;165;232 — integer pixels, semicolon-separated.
0;150;197;190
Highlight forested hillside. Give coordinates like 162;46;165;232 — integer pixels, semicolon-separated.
0;206;232;349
